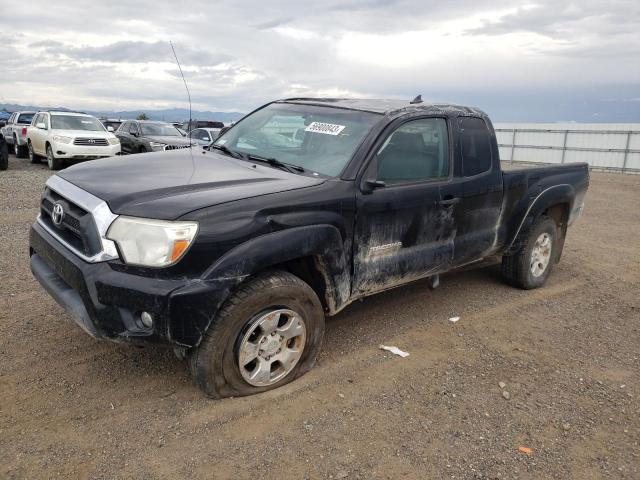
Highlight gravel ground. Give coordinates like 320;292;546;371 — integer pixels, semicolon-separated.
1;154;639;479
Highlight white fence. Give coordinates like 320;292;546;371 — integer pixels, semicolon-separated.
494;123;640;174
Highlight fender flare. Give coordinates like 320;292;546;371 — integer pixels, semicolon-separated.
506;184;575;250
167;224;350;346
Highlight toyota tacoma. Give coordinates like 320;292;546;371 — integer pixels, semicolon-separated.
29;98;589;398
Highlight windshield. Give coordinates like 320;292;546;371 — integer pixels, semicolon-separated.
51;115;105;131
140;124;182;136
213;103;381;176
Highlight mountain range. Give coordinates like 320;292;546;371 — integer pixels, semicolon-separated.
0;103;245;123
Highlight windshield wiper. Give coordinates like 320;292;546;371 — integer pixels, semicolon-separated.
246;154;305;174
210;144;242;158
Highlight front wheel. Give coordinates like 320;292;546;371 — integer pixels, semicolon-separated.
46;144;64;170
189;271;325;399
502;215;558;289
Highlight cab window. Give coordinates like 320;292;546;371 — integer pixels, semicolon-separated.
376;118;449;184
458;117;492;177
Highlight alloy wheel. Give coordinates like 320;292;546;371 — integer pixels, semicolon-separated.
237;308;306;387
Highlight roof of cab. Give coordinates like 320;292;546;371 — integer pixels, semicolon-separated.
278;97;487;117
46;110;90;116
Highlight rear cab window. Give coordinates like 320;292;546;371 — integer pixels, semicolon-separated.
17;113;35;125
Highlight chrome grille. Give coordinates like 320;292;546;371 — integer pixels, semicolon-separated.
40;188;102;256
73;138;109;146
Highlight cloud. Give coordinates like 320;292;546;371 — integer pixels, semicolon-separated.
0;0;638;120
31;40;231;66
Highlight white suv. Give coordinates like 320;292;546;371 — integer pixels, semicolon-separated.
27;111;121;170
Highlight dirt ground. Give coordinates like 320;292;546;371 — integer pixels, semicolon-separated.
1;154;638;480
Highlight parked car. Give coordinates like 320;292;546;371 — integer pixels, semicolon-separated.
27;111;121;170
1;111;36;157
188;127;221;145
100;118;123;132
180;120;224;132
0;132;8;170
29;97;589;398
115;120;193;154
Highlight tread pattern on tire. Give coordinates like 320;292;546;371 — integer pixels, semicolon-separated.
501;215;556;289
189;270;324;399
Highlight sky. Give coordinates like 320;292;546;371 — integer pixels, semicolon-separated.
0;0;639;121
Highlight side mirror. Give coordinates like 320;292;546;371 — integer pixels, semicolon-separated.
107;126;114;132
36;122;46;129
366;180;386;190
131;131;138;137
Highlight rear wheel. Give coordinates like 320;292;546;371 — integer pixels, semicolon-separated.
138;146;147;153
28;141;41;164
502;215;558;289
189;271;325;399
0;139;8;170
46;144;64;170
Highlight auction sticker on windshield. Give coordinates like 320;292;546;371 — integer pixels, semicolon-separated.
305;122;346;135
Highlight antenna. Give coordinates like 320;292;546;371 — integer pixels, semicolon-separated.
410;94;423;104
170;41;192;139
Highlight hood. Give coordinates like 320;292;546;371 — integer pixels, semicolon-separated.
145;135;192;145
58;149;325;219
53;129;115;139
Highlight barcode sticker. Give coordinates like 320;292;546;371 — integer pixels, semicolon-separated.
304;122;346;136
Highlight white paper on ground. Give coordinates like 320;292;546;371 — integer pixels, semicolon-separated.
449;316;460;323
379;345;410;358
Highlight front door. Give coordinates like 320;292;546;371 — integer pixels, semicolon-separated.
353;117;455;295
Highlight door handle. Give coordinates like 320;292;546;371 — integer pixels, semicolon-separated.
438;197;460;206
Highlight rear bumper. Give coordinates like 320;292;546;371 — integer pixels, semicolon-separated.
29;221;238;347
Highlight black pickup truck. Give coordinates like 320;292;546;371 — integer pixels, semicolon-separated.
29;98;589;398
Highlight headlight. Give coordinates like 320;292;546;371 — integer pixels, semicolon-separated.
53;135;72;144
107;216;198;267
108;137;120;145
149;141;166;149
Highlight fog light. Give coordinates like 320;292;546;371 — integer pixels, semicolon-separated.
140;311;153;328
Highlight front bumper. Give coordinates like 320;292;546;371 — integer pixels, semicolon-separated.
53;142;121;159
29;221;238;347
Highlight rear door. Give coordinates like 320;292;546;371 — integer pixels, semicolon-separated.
353;116;455;295
3;113;15;140
117;121;131;153
438;116;503;266
31;114;46;154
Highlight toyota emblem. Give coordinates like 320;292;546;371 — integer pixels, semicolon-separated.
51;202;65;226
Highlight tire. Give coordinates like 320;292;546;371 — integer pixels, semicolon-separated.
189;270;325;399
28;141;41;164
46;144;64;170
502;215;558;289
0;140;8;171
139;146;147;153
